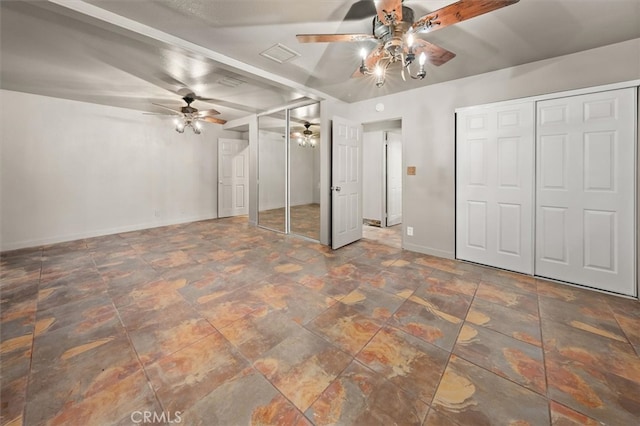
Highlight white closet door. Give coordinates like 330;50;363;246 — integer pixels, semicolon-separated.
536;88;636;296
456;102;535;274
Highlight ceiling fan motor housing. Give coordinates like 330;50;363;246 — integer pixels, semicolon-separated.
373;6;414;61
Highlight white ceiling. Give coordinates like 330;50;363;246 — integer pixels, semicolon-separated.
2;0;639;123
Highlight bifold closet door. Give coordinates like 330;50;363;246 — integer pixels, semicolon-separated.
456;102;535;274
536;88;636;296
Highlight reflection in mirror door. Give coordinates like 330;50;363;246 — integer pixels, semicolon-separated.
289;104;320;240
257;112;286;233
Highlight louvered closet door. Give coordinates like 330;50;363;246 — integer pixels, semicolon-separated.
456;102;535;274
535;88;636;296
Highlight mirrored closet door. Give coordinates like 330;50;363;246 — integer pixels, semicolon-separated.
258;103;320;240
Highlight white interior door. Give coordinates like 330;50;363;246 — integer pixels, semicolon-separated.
332;116;363;249
456;101;535;274
386;131;402;227
218;138;249;218
535;88;636;296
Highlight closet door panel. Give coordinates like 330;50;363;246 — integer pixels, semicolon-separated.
535;88;636;296
456;102;535;274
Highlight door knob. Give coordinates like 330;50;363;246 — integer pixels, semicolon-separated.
334;186;341;192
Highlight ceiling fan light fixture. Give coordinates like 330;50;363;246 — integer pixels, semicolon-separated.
374;65;385;87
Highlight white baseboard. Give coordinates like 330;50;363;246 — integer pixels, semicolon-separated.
402;242;454;260
1;214;217;252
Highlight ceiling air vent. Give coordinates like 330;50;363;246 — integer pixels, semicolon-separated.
260;43;300;64
217;76;246;88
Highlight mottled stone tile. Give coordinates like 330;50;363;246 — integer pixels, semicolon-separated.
254;328;351;411
365;270;422;299
193;285;267;330
37;272;107;312
249;281;336;324
339;285;405;321
306;302;382;356
1;374;28;426
306;360;428;425
39;254;95;283
0;281;38;323
454;324;546;394
546;355;640;425
326;261;380;282
542;318;640;384
180;369;311;426
549;400;601;425
145;330;250;413
356;326;449;403
606;296;640;354
433;355;550;425
481;269;538;295
423;408;461;426
475;281;539;316
539;294;626;343
410;283;473;319
177;273;242;305
26;318;145;425
26;369;161;426
35;295;117;337
0;250;42;284
1;314;34;353
113;276;185;304
218;307;306;361
100;263;162;290
124;313;215;366
159;262;218;285
424;274;479;298
466;297;541;346
388;298;463;352
297;275;360;300
141;249;197;271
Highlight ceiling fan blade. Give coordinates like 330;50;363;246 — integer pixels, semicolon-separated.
196;108;221;117
297;34;375;43
344;0;377;20
375;0;403;24
351;46;385;78
412;0;520;34
151;103;181;115
412;39;456;66
201;116;227;125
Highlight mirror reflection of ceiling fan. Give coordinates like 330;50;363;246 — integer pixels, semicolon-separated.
152;93;227;134
297;0;520;86
291;121;320;147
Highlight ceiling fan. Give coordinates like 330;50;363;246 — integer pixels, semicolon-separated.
291;121;320;147
297;0;520;86
152;94;226;134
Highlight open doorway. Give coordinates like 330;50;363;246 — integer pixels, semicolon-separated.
362;120;402;248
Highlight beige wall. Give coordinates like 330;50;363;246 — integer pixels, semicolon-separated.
0;90;242;251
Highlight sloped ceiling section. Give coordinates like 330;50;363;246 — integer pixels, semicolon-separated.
2;0;640;112
0;1;318;121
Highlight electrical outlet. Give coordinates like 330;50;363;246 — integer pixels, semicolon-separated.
407;226;413;236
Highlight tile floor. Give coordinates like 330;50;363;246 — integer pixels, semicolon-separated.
1;216;639;425
258;204;320;241
362;224;402;249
